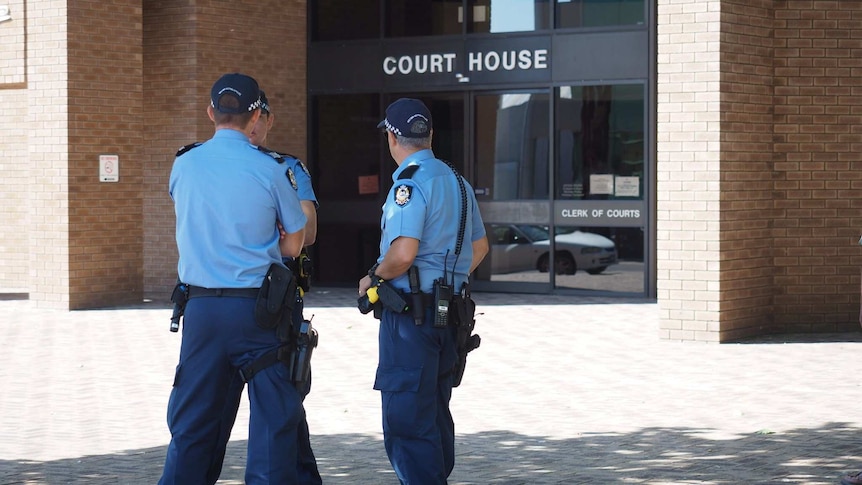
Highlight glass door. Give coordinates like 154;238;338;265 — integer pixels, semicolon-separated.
470;90;553;293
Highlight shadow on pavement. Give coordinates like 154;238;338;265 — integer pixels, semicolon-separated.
3;423;860;484
733;332;862;345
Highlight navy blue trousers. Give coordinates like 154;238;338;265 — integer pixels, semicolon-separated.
374;307;459;485
206;292;321;484
159;295;303;485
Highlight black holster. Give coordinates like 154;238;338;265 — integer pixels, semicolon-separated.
449;286;481;387
357;279;409;319
284;319;319;384
169;282;189;333
240;263;312;385
254;263;297;330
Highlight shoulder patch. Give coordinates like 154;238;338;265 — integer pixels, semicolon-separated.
394;184;412;206
256;145;286;163
176;142;202;157
295;158;311;177
397;164;420;180
287;168;299;190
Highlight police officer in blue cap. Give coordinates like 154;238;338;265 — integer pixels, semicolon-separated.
358;98;490;484
160;72;308;484
207;89;322;485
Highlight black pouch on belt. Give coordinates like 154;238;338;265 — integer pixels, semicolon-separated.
254;263;297;329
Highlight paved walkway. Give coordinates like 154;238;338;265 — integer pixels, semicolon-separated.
1;288;862;484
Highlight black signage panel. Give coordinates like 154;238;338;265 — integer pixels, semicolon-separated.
308;42;383;94
552;30;649;82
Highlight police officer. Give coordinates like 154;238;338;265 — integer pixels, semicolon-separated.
357;98;489;484
207;89;322;485
160;73;307;484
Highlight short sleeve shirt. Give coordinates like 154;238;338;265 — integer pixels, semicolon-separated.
169;129;306;288
379;149;485;293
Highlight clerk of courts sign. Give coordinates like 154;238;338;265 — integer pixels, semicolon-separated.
555;201;643;227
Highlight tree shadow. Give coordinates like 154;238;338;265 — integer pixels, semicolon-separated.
2;423;860;484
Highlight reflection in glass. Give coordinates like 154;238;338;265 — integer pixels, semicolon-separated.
386;0;462;37
468;0;551;33
556;84;644;201
312;94;380;201
556;0;645;29
311;0;381;41
475;92;550;201
553;226;643;293
487;223;615;274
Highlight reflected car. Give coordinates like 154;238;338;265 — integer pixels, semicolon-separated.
488;224;618;275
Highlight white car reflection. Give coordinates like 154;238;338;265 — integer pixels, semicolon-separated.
489;224;618;275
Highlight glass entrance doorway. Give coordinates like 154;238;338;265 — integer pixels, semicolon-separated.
470;89;645;294
311;87;646;295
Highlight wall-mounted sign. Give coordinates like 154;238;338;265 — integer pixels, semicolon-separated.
99;154;119;182
0;6;11;23
380;36;552;88
358;175;379;195
555;200;643;227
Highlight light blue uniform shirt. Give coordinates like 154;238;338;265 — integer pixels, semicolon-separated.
379;149;486;293
286;156;318;208
170;129;306;288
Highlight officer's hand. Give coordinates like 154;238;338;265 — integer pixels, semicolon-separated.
277;221;287;240
358;275;372;296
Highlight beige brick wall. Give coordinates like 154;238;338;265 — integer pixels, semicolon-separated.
0;0;25;84
0;0;28;292
0;89;28;292
27;0;71;308
656;0;723;341
142;0;307;302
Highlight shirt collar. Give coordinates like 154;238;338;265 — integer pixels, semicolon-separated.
213;128;250;142
392;149;435;180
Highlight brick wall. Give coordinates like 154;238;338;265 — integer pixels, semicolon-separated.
27;0;71;308
65;1;144;309
142;1;199;301
0;89;28;292
771;0;862;331
0;0;28;292
142;0;308;301
658;0;862;340
656;0;723;341
0;0;25;84
717;0;778;340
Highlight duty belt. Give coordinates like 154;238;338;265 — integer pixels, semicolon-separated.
395;291;435;311
187;286;260;299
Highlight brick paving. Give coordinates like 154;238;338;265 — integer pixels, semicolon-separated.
1;288;862;484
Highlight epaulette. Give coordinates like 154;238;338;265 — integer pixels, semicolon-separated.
256;145;286;163
176;142;202;157
397;164;420;180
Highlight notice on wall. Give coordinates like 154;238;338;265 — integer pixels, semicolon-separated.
615;176;640;197
99;154;119;183
358;175;379;195
560;183;583;198
590;174;613;195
